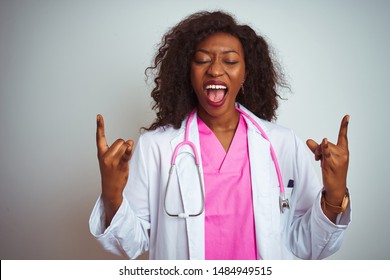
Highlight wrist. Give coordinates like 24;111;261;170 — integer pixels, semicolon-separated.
102;192;122;207
323;187;347;205
321;188;349;214
101;180;123;198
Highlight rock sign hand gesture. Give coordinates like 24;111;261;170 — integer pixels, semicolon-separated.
96;114;134;227
306;115;350;223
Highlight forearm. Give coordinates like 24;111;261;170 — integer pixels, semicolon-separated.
102;193;123;228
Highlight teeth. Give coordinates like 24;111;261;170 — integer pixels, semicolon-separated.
205;84;227;90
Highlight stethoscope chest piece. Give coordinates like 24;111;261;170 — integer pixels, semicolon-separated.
164;107;291;218
279;194;290;213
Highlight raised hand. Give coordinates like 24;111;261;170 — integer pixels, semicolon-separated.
96;114;134;226
306;115;350;220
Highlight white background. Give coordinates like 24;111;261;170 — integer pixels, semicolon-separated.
0;0;389;259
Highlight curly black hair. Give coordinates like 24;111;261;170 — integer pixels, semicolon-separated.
144;10;288;130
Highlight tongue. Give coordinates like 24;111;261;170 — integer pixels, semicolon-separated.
207;89;225;102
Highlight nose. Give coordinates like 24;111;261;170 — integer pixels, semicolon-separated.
207;60;224;77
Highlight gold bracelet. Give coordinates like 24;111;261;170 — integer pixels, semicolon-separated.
321;189;349;214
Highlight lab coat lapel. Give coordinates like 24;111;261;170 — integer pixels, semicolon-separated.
244;111;279;260
170;113;205;260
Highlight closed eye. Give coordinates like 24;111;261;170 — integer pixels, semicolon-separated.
193;60;211;64
224;61;238;65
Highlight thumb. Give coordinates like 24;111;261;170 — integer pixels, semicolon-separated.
306;139;318;154
306;139;321;161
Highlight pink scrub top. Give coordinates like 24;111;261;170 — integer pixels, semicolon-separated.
197;114;257;260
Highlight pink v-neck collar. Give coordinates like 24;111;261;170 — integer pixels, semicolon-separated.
197;114;248;173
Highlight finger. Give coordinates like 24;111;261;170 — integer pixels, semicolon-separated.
96;114;109;158
320;138;339;171
104;138;127;158
306;139;321;161
104;139;133;164
337;115;350;148
111;140;133;167
121;140;134;163
320;138;331;159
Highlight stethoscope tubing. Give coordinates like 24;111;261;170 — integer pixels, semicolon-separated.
164;106;289;218
235;107;285;194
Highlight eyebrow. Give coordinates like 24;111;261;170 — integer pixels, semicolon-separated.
196;49;240;55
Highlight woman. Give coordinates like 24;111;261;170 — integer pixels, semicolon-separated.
90;11;351;260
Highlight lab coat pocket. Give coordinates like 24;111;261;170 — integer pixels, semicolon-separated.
278;183;295;235
269;180;295;235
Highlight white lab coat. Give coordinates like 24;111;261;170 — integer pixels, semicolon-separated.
89;104;351;260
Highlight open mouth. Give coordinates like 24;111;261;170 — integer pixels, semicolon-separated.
204;82;228;105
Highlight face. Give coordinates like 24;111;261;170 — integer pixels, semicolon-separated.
190;32;246;118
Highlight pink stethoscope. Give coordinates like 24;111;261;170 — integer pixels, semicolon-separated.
164;106;290;218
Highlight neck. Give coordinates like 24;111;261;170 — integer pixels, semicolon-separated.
197;106;240;133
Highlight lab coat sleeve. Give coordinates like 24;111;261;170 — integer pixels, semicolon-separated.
89;136;151;259
286;135;351;259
